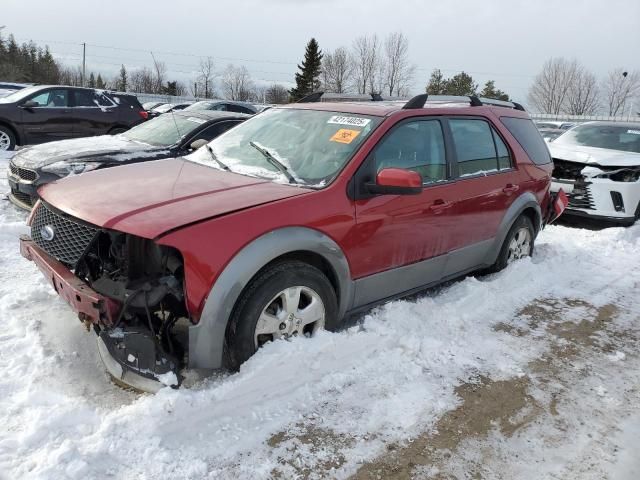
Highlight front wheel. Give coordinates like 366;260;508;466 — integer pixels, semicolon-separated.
0;126;16;151
225;260;338;370
491;215;535;272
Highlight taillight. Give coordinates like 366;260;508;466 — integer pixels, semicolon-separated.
139;110;149;120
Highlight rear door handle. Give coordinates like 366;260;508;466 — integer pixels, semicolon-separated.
503;184;519;194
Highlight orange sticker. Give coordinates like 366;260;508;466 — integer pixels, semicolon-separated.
330;128;361;144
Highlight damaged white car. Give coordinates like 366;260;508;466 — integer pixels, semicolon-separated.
549;122;640;226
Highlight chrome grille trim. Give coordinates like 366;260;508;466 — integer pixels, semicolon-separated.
30;203;99;266
9;162;37;182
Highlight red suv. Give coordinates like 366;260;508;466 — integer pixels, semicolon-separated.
20;95;565;391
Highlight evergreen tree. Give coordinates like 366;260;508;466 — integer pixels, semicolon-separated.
444;71;477;96
479;80;509;101
289;38;323;101
164;81;178;96
425;69;447;94
117;64;128;91
88;72;96;88
96;74;106;89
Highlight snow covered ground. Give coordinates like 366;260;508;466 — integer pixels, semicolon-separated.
0;149;638;480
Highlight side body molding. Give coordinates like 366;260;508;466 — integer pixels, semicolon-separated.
484;191;541;266
188;227;353;369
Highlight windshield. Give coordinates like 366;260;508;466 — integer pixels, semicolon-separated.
123;114;207;146
554;124;640;154
154;104;177;113
0;85;43;104
185;108;382;186
184;101;219;111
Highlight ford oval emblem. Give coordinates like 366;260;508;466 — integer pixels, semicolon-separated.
41;225;55;241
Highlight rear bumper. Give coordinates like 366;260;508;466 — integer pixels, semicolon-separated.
19;235;119;325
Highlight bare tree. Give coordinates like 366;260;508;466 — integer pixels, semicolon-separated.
129;67;155;93
322;47;353;93
351;35;380;94
602;69;640;116
197;56;216;98
150;56;167;93
221;64;253;101
565;66;600;115
382;32;415;97
528;58;579;114
264;83;289;104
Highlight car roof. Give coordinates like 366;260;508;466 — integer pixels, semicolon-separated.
172;110;251;121
281;100;530;118
575;121;640;128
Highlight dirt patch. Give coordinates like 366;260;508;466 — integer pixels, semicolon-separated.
268;424;356;479
350;298;620;479
351;375;540;480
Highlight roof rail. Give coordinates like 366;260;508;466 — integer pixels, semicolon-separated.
402;94;526;111
297;91;386;103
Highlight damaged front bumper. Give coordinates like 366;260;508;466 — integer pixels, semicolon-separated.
20;236;180;392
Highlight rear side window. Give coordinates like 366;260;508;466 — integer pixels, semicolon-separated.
450;119;510;176
500;117;551;165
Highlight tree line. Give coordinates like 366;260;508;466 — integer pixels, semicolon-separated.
2;29;638;113
527;58;639;116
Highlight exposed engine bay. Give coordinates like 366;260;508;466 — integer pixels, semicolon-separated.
75;231;188;390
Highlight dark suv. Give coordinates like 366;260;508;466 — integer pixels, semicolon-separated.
20;94;566;391
0;85;147;151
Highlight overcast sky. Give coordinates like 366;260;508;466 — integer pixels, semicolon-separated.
2;0;639;104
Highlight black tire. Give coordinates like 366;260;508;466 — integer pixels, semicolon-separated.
490;215;535;273
109;127;127;135
0;125;16;151
224;260;338;371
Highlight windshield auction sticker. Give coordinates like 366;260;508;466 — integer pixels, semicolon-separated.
330;129;361;144
327;116;371;127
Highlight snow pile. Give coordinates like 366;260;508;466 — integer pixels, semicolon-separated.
0;150;639;479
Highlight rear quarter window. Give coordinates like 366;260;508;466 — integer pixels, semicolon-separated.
500;117;551;165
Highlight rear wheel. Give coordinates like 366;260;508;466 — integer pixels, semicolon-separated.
491;215;535;272
0;126;16;151
225;260;338;370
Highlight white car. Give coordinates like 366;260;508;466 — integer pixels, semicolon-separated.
549;122;640;226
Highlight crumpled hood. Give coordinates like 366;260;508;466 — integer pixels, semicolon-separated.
38;158;312;239
12;135;167;168
549;143;640;167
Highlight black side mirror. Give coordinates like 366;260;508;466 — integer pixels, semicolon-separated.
21;100;39;108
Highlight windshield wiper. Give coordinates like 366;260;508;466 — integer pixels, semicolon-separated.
249;141;298;184
205;144;230;171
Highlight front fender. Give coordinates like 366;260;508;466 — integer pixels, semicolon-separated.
188;226;353;370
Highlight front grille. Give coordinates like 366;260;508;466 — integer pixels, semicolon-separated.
10;190;34;207
31;203;99;266
567;182;595;210
9;162;37;182
553;159;585;181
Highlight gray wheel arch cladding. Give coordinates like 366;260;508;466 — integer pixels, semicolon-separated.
486;191;541;266
188;226;353;370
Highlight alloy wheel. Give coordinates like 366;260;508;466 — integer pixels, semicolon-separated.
507;227;532;264
0;131;10;151
254;286;325;348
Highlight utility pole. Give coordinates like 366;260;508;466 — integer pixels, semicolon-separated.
82;42;86;87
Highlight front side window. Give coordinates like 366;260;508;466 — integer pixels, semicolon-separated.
450;119;507;176
185;108;382;187
373;120;447;184
28;89;69;107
